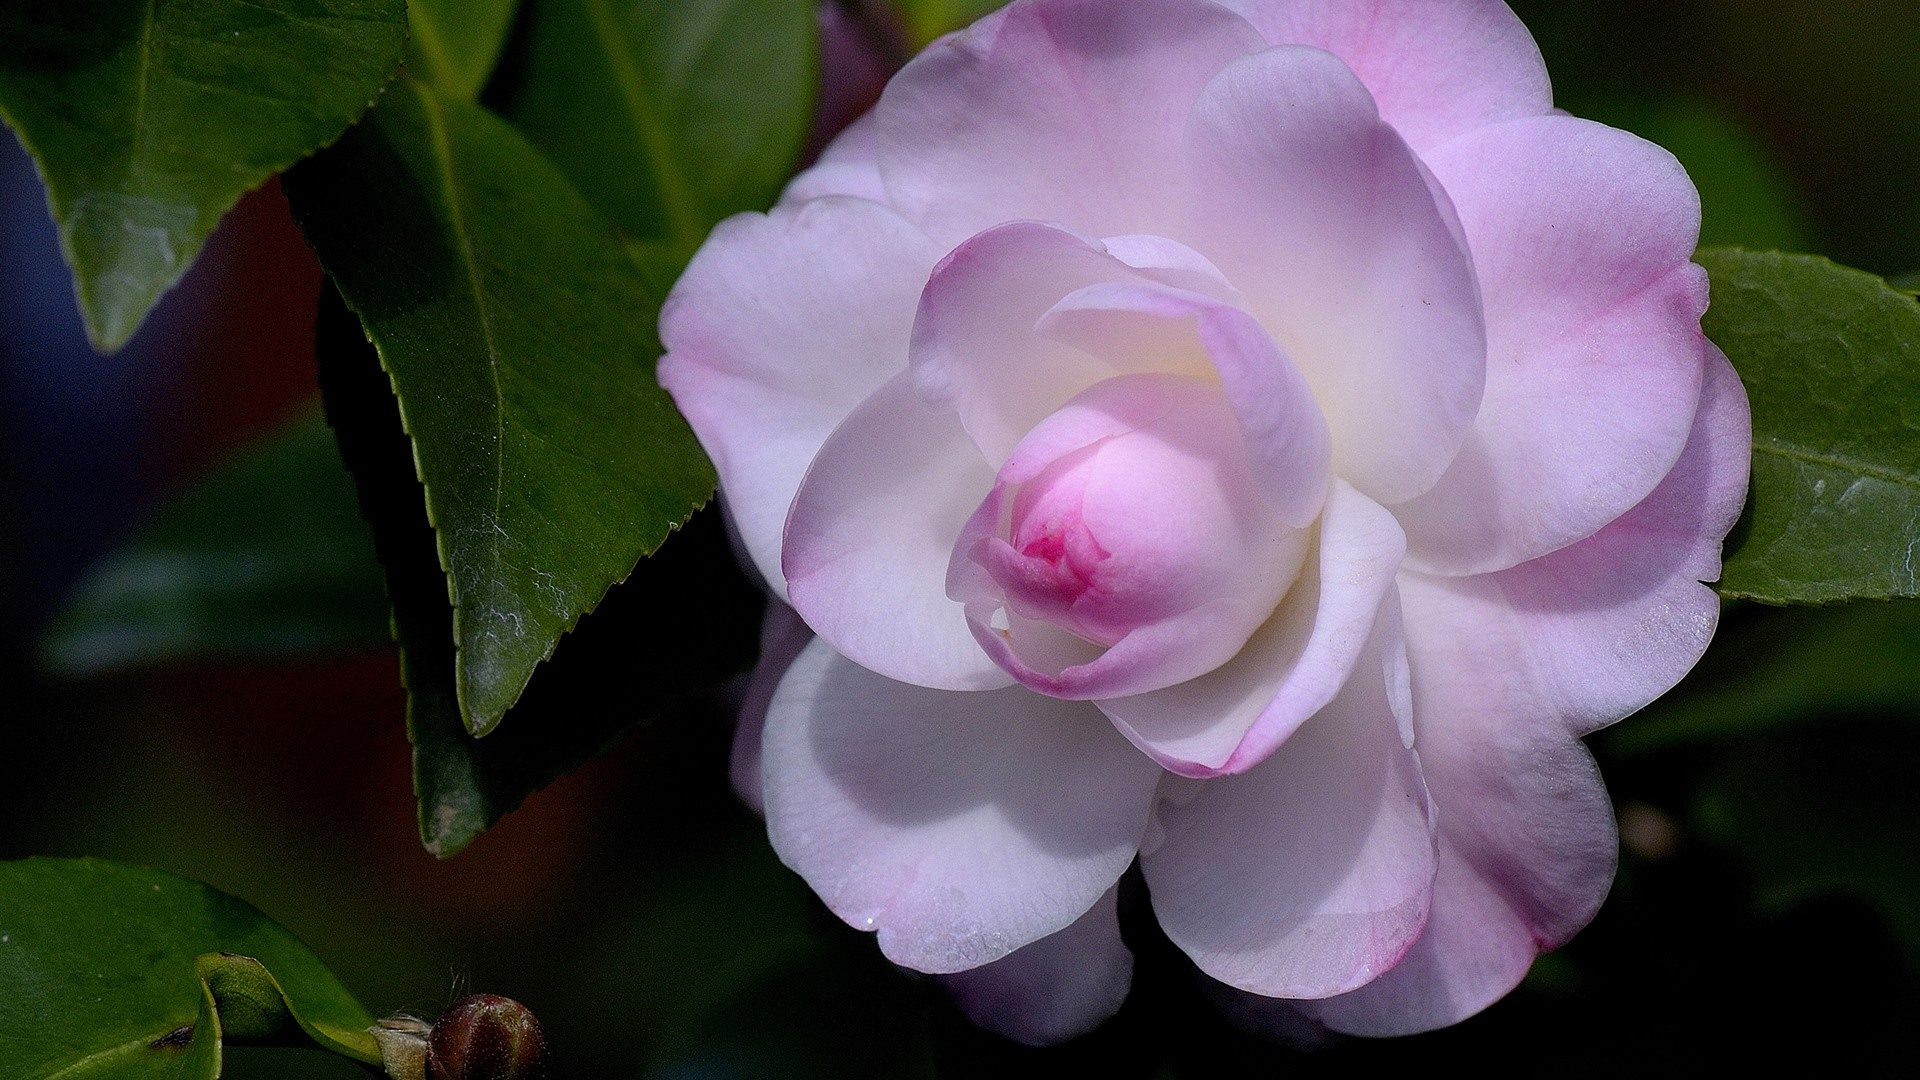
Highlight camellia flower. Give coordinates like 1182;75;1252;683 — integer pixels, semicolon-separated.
659;0;1750;1044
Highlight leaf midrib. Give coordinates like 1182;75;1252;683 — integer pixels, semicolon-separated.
412;78;512;721
582;0;702;248
1755;437;1920;491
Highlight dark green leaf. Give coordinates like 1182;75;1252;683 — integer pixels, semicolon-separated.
889;0;1001;46
0;857;381;1080
315;285;759;856
1694;723;1920;969
41;410;390;675
285;75;715;737
1702;248;1920;604
1605;600;1920;755
406;0;520;100
0;0;408;351
501;0;816;251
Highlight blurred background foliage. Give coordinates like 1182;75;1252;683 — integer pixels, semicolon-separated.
3;0;1918;1074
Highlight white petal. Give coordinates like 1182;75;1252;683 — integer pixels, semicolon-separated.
940;885;1132;1046
1143;609;1435;998
763;639;1162;973
784;374;1009;691
659;198;944;595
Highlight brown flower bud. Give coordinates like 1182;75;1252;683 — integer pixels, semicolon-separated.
427;995;548;1080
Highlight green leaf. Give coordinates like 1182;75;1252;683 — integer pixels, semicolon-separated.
315;282;759;857
0;857;381;1080
0;0;408;351
41;409;390;675
889;0;1001;46
285;75;716;737
1701;248;1920;604
406;0;520;100
1605;600;1920;755
501;0;817;252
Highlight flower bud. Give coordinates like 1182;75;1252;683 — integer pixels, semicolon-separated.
426;995;548;1080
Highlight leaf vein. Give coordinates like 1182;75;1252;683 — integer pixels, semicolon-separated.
1755;439;1920;490
414;80;511;652
582;0;702;248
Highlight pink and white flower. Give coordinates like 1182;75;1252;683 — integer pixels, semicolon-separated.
660;0;1750;1043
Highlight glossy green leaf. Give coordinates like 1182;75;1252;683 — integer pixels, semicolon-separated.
1702;248;1920;604
406;0;519;100
41;410;390;675
285;75;715;737
0;0;408;351
502;0;816;251
0;857;381;1080
315;284;759;856
889;0;1000;46
1605;600;1920;755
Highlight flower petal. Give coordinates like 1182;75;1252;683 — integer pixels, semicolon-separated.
784;374;1009;691
1302;354;1747;1034
781;111;887;206
1039;281;1332;527
1097;480;1403;776
660;197;944;595
949;374;1308;700
911;222;1147;467
1399;116;1709;574
1473;341;1747;737
940;884;1132;1046
731;601;814;814
1215;0;1552;152
762;639;1162;973
1297;735;1614;1036
1142;607;1436;998
874;0;1266;245
1182;45;1486;504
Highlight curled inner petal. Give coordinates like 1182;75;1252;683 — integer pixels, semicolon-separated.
949;373;1314;700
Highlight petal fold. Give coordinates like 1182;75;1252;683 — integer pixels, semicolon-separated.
1182;45;1486;504
1142;609;1435;998
1097;480;1404;776
784;374;1009;691
1399;116;1709;574
1305;353;1748;1034
1039;281;1332;527
875;0;1266;244
1214;0;1552;152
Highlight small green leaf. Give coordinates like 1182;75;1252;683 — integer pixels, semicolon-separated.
285;75;716;737
1701;248;1920;604
0;0;408;351
315;286;759;856
41;409;390;675
0;857;381;1080
1605;600;1920;755
406;0;520;100
501;0;817;252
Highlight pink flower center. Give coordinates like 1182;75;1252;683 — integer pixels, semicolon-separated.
979;442;1129;644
